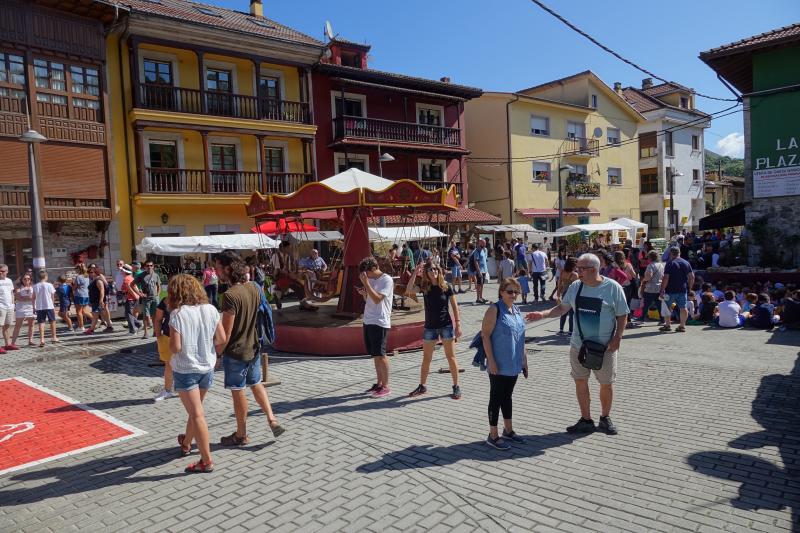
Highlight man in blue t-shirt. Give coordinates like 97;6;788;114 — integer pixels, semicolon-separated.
659;247;695;333
526;252;629;435
514;239;527;271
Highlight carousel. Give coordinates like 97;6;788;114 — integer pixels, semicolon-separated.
246;168;458;356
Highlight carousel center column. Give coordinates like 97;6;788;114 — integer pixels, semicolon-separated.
335;207;371;317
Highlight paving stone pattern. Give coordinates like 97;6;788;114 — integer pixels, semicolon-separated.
0;282;798;532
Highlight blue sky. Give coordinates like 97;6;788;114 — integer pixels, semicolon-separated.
214;0;798;158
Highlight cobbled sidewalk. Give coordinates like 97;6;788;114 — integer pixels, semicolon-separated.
0;281;798;532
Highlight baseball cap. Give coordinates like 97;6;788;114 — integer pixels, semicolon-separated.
131;261;141;267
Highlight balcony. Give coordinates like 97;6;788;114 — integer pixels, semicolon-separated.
0;186;110;221
142;168;314;195
566;178;601;199
417;180;463;199
332;115;462;148
138;84;312;124
564;137;599;157
1;95;105;143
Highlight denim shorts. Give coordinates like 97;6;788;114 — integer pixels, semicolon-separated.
223;354;262;390
423;325;455;342
665;292;688;310
74;296;89;307
450;265;461;279
173;370;214;392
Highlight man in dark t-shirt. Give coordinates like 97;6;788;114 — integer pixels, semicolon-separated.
659;247;695;333
215;250;284;446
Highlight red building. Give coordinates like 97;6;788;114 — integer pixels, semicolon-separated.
312;38;498;225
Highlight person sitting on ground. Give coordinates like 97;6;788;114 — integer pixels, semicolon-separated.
742;292;758;315
747;293;780;330
717;290;745;328
779;289;800;329
686;290;697;319
697;292;718;324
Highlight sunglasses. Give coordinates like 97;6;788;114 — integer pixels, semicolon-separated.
426;268;439;274
576;266;595;271
504;290;520;295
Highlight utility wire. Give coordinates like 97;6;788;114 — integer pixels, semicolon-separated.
528;0;741;102
467;103;743;164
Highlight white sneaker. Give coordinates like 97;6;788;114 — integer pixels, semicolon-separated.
153;389;174;402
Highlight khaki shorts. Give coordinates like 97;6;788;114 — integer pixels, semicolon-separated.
0;308;12;327
157;335;173;363
569;344;617;384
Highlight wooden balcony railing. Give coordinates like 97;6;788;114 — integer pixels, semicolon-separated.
0;95;24;113
139;84;311;124
417;180;463;198
143;168;314;195
0;186;29;206
333;115;462;147
565;136;600;157
0;96;101;122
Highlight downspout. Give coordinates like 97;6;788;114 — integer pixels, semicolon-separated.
117;20;137;259
506;94;519;223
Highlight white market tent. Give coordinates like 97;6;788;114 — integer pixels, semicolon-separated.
556;222;630;233
613;217;648;234
137;234;279;256
368;226;446;243
475;224;544;233
285;231;344;243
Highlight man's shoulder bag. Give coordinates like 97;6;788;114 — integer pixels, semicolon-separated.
574;282;615;371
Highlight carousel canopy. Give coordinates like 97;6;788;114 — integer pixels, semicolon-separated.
137;234;278;256
246;169;459;217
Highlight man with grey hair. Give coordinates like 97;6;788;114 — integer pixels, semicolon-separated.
659;246;694;333
527;253;629;435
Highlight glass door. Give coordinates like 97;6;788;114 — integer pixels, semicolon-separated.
264;147;285;193
259;76;280;119
148;141;179;192
206;68;232;115
2;239;32;280
211;144;237;192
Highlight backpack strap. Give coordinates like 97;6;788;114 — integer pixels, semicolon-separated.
575;282;585;342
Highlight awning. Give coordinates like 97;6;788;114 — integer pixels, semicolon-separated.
517;208;601;217
556;222;630;233
368;226;447;243
475;224;544;233
699;203;746;230
137;234;279;256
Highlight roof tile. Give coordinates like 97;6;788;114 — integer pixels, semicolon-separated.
701;22;800;57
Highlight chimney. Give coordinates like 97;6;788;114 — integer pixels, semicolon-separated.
641;78;653;90
250;0;263;17
613;81;622;95
440;76;451;83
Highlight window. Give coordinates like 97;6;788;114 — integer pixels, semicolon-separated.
70;66;100;96
640;170;658;194
533;218;548;231
680;96;689;109
0;53;25;93
335;153;368;173
591;94;597;108
147;140;179;192
639;131;657;158
692;135;700;151
607;128;620;145
569;164;587;180
693;169;700;182
641;211;659;229
35;93;67;105
334;96;364;117
567;121;585;139
578;216;590;225
608;167;622;185
530;115;549;136
340;51;361;68
418;106;442;126
532;162;550;182
260;76;280;100
195;6;221;17
2;239;32;280
34;59;65;91
264;147;285;173
664;130;674;157
211;144;237;192
148;140;177;168
419;159;445;181
143;59;173;85
73;98;100;109
206;69;232;92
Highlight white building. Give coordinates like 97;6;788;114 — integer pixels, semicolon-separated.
621;79;710;237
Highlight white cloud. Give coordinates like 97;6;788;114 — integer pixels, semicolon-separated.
715;132;744;158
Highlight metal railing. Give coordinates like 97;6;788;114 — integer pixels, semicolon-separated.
565;136;600;156
417;181;462;198
333;115;461;146
143;168;314;195
139;84;311;123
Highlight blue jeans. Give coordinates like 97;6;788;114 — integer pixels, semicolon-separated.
205;284;218;309
559;309;574;333
124;300;141;333
530;272;546;299
223;355;262;390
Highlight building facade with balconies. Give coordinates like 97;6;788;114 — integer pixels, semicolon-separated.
311;38;499;228
465;71;644;231
0;0;122;278
622;79;710;237
109;0;322;258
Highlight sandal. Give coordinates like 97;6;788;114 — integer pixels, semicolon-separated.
675;326;686;332
177;434;191;457
220;431;250;446
268;420;285;438
184;460;214;473
658;325;672;332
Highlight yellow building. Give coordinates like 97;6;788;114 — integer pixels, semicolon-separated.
107;0;322;260
465;71;644;231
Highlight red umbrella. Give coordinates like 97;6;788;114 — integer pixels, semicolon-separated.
251;219;318;235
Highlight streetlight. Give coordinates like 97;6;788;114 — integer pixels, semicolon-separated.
557;164;574;229
667;166;684;237
20;129;47;271
378;151;394;177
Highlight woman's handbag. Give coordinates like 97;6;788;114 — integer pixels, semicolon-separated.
574;282;615;371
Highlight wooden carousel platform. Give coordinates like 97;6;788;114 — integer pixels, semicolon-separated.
272;297;426;356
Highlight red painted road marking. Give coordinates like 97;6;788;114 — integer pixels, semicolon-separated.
0;377;145;476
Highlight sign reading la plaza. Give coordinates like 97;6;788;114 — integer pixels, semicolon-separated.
753;136;800;198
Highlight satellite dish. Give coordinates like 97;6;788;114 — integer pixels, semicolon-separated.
593;127;603;138
325;21;334;41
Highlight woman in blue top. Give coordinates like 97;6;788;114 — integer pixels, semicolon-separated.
56;275;75;333
73;264;91;331
480;277;530;450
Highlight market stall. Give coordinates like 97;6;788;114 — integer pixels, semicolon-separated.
612;218;648;245
136;233;279;256
556;222;632;246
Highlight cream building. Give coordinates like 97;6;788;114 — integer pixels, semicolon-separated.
465;71;644;231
